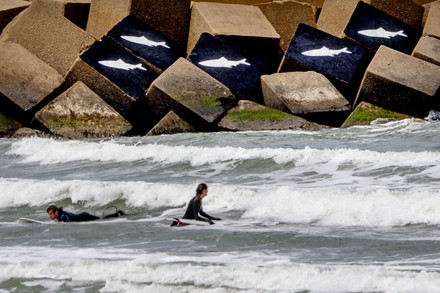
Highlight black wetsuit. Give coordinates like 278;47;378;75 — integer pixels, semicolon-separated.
183;197;216;222
57;207;100;222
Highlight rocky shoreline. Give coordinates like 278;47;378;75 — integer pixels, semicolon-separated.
0;0;439;138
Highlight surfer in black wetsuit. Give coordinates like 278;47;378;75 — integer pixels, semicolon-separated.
46;205;124;222
171;183;221;226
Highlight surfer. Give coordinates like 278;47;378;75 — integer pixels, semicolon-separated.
171;183;221;226
46;205;124;222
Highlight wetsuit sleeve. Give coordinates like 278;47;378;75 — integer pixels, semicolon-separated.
194;201;208;221
59;213;69;222
200;210;215;220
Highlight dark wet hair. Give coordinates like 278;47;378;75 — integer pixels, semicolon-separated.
46;205;58;213
195;183;208;196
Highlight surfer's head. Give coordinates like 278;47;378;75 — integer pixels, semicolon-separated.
195;183;208;200
46;205;59;220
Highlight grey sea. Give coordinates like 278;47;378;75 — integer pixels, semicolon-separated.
1;118;440;292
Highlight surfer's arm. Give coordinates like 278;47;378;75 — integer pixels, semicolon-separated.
59;214;69;222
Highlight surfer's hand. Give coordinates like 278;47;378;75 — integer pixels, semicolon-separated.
208;219;214;225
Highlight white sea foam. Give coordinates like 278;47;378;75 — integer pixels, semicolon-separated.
7;137;440;169
2;179;440;227
1;246;439;293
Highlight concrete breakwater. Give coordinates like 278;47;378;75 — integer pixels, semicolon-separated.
0;0;439;138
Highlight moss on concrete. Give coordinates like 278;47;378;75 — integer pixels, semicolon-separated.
342;102;410;128
227;107;294;122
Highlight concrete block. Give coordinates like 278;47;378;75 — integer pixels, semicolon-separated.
412;36;440;66
65;36;158;130
318;0;424;38
341;101;410;128
187;2;280;60
35;81;132;138
344;2;421;54
87;0;190;50
261;71;350;114
107;16;185;74
355;45;440;118
218;100;309;131
423;1;440;39
188;33;269;101
278;24;367;102
192;0;271;3
0;0;95;76
145;58;236;131
257;0;319;52
0;0;30;34
0;42;64;111
0;111;22;137
147;110;196;136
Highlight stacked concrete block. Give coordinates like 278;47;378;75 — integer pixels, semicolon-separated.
147;111;197;136
35;81;132;138
278;24;368;103
355;45;440;118
257;0;319;52
0;42;64;111
145;58;236;132
218;99;309;131
0;0;30;34
261;71;350;114
187;2;280;64
318;0;424;38
0;0;95;76
423;1;440;39
188;33;269;101
344;1;421;54
65;36;158;129
87;0;190;50
341;101;410;128
107;16;185;74
412;36;440;66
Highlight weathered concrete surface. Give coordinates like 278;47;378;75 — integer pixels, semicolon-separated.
412;36;440;66
187;2;280;57
261;71;350;114
0;111;22;137
11;127;54;138
147;110;197;136
87;0;190;50
341;101;410;128
0;0;30;34
218;100;312;131
192;0;271;4
0;41;64;111
0;0;95;76
423;1;440;39
145;58;236;130
35;81;132;138
258;0;319;52
355;45;440;118
317;0;424;38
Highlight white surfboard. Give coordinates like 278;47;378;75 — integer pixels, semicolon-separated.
167;218;211;226
18;217;52;224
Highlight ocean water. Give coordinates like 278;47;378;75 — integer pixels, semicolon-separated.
1;118;440;293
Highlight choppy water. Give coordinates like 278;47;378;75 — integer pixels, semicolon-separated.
1;118;440;292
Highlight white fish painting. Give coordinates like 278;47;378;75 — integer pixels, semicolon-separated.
198;57;251;68
357;27;407;39
121;35;170;48
301;46;352;57
98;59;147;71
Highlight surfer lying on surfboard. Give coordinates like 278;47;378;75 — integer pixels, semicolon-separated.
171;183;221;226
47;205;125;222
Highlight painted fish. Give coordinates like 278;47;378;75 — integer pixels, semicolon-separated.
357;27;407;39
121;35;170;48
98;59;147;71
301;46;352;57
198;57;251;68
